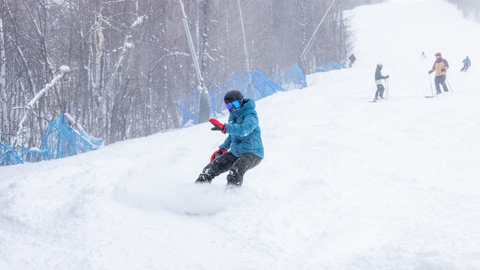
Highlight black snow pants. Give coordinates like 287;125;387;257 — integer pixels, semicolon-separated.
461;64;469;72
375;84;385;99
195;152;262;187
434;75;448;94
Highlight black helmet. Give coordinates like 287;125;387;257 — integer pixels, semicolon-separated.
224;90;244;104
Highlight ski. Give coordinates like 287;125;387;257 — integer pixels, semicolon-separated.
426;92;447;98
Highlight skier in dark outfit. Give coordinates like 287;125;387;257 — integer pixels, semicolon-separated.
428;52;449;94
374;63;389;100
195;90;264;189
348;54;356;68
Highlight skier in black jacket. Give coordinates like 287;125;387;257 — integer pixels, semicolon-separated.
348;54;356;68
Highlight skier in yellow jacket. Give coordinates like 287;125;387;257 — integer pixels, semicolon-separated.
428;52;449;94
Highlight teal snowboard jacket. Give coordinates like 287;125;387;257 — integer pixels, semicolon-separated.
219;98;264;159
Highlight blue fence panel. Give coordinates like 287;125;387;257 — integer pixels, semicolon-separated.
269;64;307;91
174;69;285;126
312;60;346;73
173;86;202;126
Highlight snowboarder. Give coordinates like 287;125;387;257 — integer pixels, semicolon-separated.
348;54;356;68
195;90;264;189
461;56;471;72
374;64;389;100
428;52;449;94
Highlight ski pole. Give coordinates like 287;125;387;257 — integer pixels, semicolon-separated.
386;78;389;100
429;73;434;96
384;78;388;100
446;78;454;93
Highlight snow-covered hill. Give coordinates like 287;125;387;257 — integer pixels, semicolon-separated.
1;0;480;269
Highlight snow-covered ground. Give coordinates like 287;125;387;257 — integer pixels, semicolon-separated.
2;0;480;269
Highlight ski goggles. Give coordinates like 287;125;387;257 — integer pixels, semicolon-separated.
225;100;242;111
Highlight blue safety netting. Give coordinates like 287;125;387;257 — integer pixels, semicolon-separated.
174;70;285;126
312;60;346;73
210;70;284;115
41;114;102;159
0;113;102;166
0;142;51;166
0;142;24;166
172;86;204;126
269;64;307;91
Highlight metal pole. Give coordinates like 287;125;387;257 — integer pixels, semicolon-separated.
429;73;434;96
299;0;337;62
179;0;203;89
237;0;250;71
446;78;453;93
386;78;389;100
179;0;210;123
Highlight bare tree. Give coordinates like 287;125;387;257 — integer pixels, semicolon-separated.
0;0;367;148
0;6;8;141
446;0;480;22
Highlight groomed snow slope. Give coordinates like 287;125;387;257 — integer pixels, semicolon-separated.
1;0;480;269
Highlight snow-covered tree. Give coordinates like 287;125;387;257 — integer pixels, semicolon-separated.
0;0;361;146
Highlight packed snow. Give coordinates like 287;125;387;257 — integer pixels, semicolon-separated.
1;0;480;269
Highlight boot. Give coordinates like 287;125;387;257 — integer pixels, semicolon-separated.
195;173;212;184
226;171;243;188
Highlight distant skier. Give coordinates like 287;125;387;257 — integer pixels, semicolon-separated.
348;54;356;68
195;90;264;190
420;52;428;59
428;52;449;94
374;63;389;100
461;56;471;72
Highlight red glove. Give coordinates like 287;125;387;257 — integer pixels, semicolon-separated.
209;118;226;133
210;149;227;162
